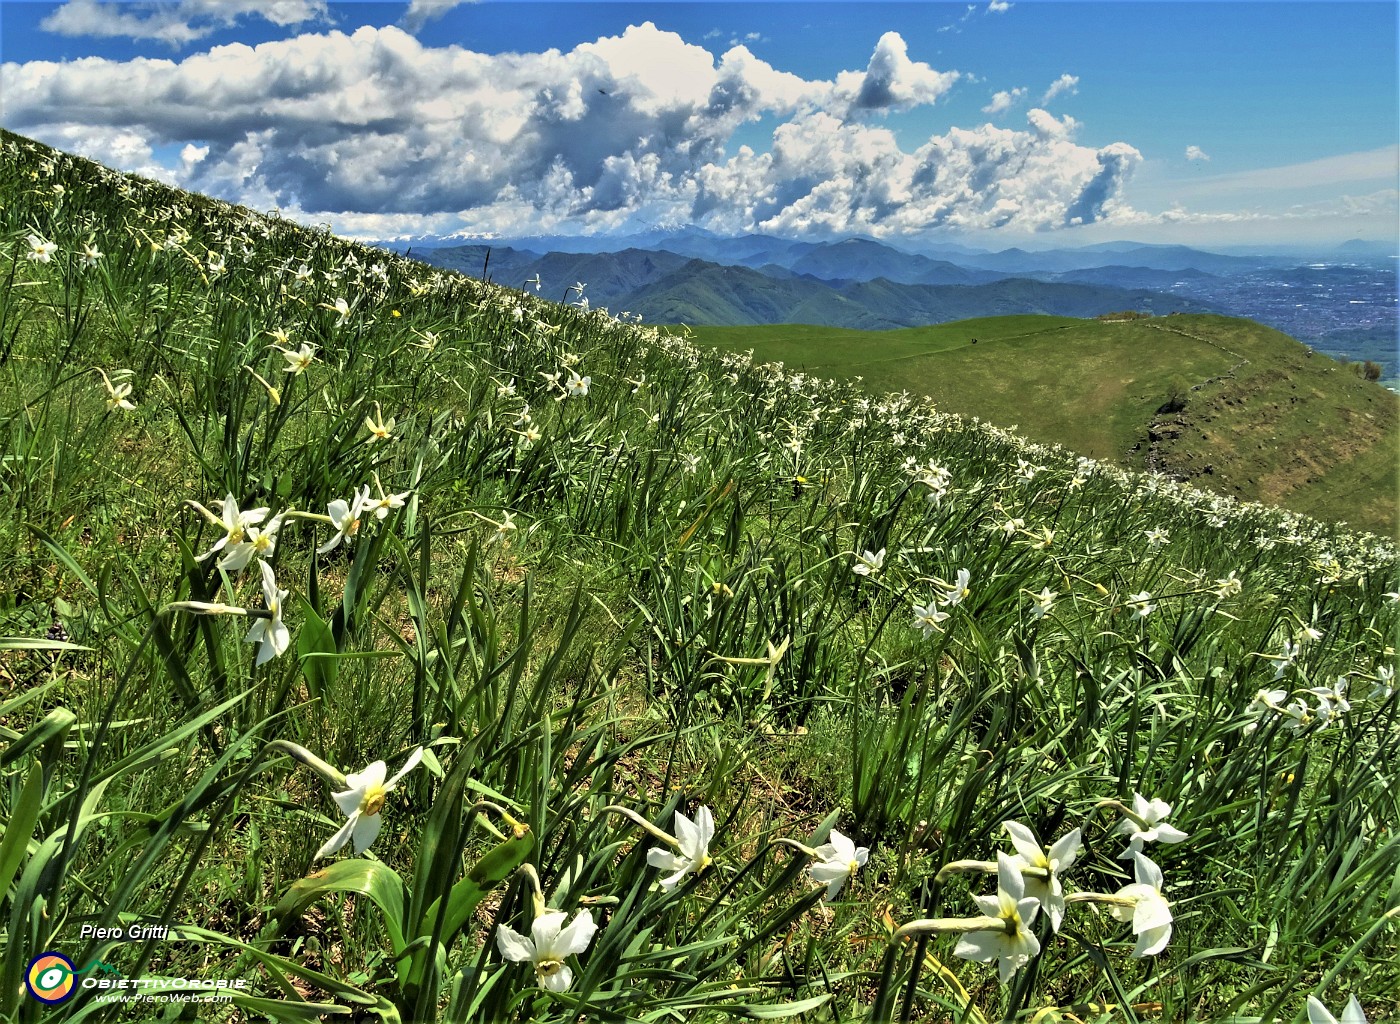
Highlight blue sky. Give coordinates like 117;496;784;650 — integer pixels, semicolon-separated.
2;1;1395;247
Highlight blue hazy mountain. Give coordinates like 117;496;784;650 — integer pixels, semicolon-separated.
416;244;1216;327
399;232;1395;376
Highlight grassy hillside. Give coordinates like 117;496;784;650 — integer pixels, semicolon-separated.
2;132;1398;1024
687;315;1399;535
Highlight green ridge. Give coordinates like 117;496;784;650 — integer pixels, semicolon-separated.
688;315;1400;535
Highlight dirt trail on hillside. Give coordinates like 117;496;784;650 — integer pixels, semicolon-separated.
1137;321;1252;477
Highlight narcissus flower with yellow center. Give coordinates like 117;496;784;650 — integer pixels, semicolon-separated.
496;910;597;993
316;748;424;859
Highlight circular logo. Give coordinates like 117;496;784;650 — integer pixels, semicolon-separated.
26;953;78;1005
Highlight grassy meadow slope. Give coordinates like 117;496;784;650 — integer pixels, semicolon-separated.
1;132;1398;1024
687;316;1399;536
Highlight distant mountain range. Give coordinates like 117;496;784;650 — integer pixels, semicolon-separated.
416;241;1216;328
392;230;1397;375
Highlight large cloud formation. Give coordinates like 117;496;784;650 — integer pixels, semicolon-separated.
2;22;1141;238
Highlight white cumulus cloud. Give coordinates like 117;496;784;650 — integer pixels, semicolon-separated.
982;87;1026;114
832;31;960;116
3;22;1142;239
1185;145;1211;161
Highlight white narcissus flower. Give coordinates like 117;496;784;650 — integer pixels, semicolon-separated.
1308;679;1351;728
1000;517;1026;537
852;549;885;577
244;560;290;667
26;233;57;262
1213;571;1242;598
1267;640;1298;680
1110;853;1173;957
364;403;396;442
940;568;972;608
219;513;283;572
953;852;1042;983
1247;688;1289;715
1002;821;1081;932
912;600;950;638
316;747;424;859
564;370;591;398
1029;587;1056;620
281;343;317;375
197;493;269;562
318;486;371;555
1281;698;1313;732
1370;665;1395;701
365;485;410;520
1127;591;1155;618
96;368;136;412
1306;994;1368;1024
647;806;714;891
808;829;869;900
1116;792;1189;859
496;909;597;993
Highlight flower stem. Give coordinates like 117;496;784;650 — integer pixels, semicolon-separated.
601;804;679;847
892;915;1015;940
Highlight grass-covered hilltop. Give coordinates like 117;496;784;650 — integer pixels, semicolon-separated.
685;318;1400;537
1;130;1397;1024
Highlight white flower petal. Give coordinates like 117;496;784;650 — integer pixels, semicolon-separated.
996;851;1025;907
332;786;364;818
1002;820;1044;866
315;814;357;860
1048;828;1082;870
529;911;567;951
694;805;715;848
351;812;383;854
672;811;698;853
647;847;684;873
386;747;424;789
826;829;856;862
551;910;597;958
1153;822;1189;844
1132;922;1172;957
1134;852;1165;890
1341;995;1369;1024
345;761;387;792
496;924;536;963
539;962;573;993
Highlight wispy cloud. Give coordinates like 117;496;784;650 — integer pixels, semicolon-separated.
1041;73;1079;103
40;0;326;46
402;0;477;33
1175;146;1397;195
